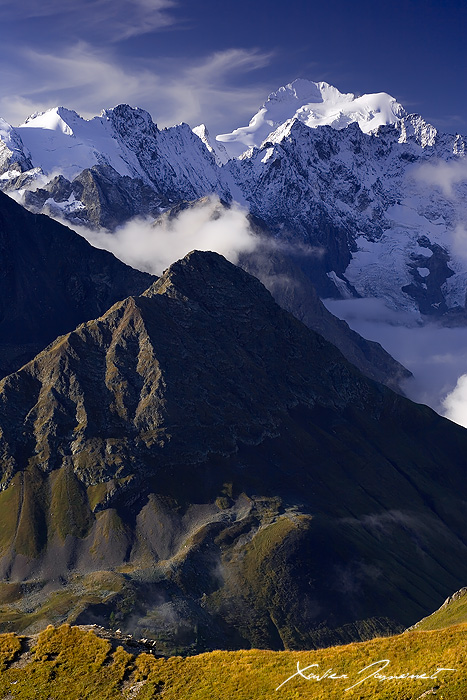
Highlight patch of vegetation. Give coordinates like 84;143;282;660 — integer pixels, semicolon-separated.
0;633;21;671
80;571;126;596
13;466;48;557
87;482;112;511
0;475;21;551
0;574;126;634
0;624;465;699
0;583;22;605
49;466;94;540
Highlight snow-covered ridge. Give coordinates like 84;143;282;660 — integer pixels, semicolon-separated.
0;103;229;200
192;124;229;165
216;78;406;158
1;79;467;322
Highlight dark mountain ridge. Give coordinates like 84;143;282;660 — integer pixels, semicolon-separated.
0;191;154;378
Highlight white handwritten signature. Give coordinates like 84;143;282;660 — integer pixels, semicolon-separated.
276;659;457;692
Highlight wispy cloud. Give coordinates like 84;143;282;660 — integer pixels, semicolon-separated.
0;0;178;42
0;43;271;132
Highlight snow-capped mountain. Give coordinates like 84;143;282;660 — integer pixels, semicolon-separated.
0;104;230;227
226;114;467;315
217;78;406;157
1;79;467;321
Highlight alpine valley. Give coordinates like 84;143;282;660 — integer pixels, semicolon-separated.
0;79;466;663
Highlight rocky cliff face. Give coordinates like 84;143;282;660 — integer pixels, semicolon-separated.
0;251;465;652
0;105;229;229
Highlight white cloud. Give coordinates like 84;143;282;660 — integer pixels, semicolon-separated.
415;159;467;198
442;374;467;428
323;297;467;426
0;44;271;133
412;158;467;267
0;0;177;42
72;196;259;275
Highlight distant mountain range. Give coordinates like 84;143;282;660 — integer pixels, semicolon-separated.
1;79;466;320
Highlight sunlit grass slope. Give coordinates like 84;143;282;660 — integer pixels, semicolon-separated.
413;589;467;632
0;623;465;699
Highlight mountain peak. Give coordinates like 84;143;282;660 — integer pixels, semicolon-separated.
20;106;82;135
145;249;266;304
101;104;157;132
0;247;466;650
216;78;406;157
269;78;327;103
192;123;229;164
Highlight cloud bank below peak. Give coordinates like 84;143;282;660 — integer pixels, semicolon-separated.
324;297;467;429
70;196;260;277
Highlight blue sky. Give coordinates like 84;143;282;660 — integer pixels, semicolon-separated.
1;0;466;135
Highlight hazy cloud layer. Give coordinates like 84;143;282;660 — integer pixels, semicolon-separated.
324;297;467;428
415;159;467;198
0;0;177;42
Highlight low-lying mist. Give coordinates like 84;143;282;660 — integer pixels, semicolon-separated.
324;297;467;428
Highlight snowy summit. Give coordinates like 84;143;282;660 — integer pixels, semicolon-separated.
216;78;406;157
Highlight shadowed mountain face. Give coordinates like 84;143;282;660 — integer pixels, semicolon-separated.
0;192;154;377
0;251;466;653
238;217;411;392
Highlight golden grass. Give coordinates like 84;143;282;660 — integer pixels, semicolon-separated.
0;623;465;699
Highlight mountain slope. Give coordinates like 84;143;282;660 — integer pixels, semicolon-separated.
0;191;154;378
150;199;411;391
237;228;411;390
0;251;466;652
0;623;466;699
410;588;467;631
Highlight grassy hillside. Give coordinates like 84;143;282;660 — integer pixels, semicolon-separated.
413;589;467;632
0;623;465;699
